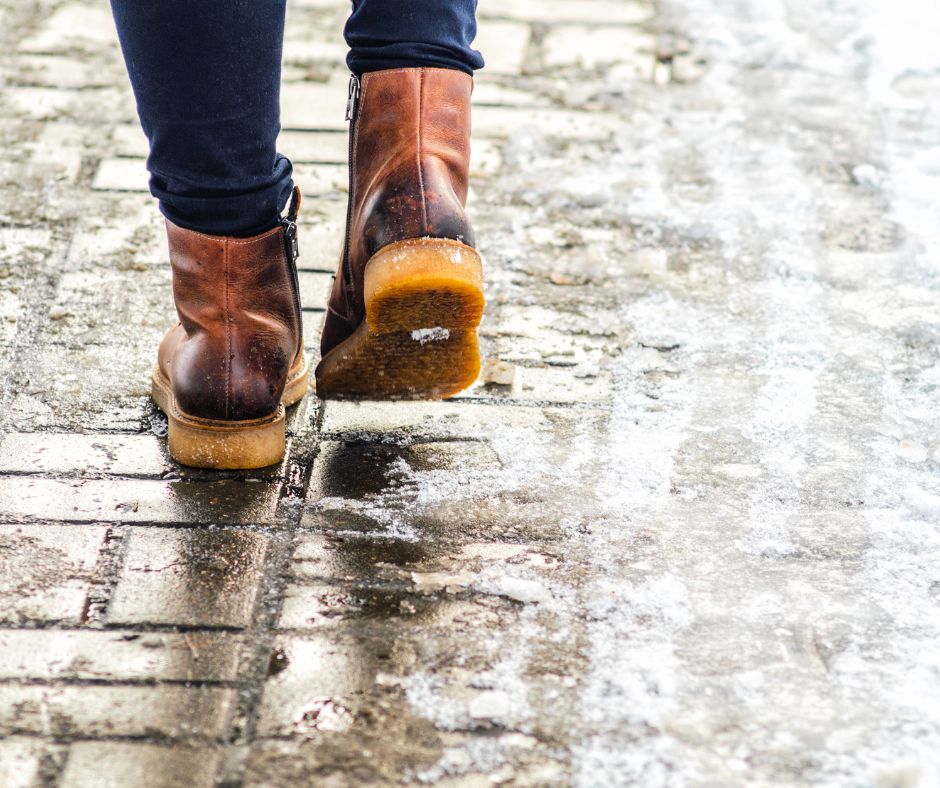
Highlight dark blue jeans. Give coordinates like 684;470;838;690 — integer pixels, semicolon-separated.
110;0;483;237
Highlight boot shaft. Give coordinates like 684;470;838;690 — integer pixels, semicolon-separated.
349;67;474;259
162;213;303;421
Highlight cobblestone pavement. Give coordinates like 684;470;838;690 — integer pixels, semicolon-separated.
1;0;939;785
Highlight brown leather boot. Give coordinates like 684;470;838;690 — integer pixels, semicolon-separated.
315;67;485;399
151;188;309;469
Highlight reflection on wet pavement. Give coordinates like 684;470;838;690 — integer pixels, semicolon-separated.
107;527;271;628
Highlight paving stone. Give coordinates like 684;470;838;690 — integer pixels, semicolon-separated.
281;2;346;46
298;271;334;307
277;583;368;630
17;3;119;54
0;685;235;739
542;25;655;72
0;478;281;525
287;163;347;196
89;159;349;196
300;434;576;543
0;226;54;261
306;441;501;504
288;532;464;586
478;0;653;24
302;311;325;352
296;225;344;272
469;138;504;176
0;524;105;625
3;344;154;433
254;634;376;737
282;39;347;71
24;121;86;184
10;54;124;90
107;527;270;628
480;304;619;366
5;86;132;123
238;737;444;788
463;364;612;404
256;593;540;749
318;400;549;440
277;130;348;163
277;538;526;631
110;123;149;157
61;743;222;788
0;433;170;477
296;193;348;224
0;737;50;788
68;741;225;787
46;267;172;341
281;77;351;131
474;20;530;75
304;486;573;545
0;353;17;399
91;157;148;192
65;193;167;268
473;105;622;140
0;629;243;682
471;79;551;109
0;288;21;344
290;534;354;578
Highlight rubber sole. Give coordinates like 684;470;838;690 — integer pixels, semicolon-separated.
151;356;309;470
315;237;485;400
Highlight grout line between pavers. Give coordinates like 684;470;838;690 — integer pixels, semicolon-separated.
0;678;247;689
0;518;292;529
1;621;252;634
2;732;232;747
214;396;325;777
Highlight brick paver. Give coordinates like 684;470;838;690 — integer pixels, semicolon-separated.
1;0;940;785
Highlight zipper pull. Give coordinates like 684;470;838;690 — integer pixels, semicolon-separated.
281;185;301;263
283;219;299;263
345;74;361;122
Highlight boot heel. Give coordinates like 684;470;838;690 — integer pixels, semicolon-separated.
364;238;484;334
315;238;485;400
151;366;290;470
166;409;286;470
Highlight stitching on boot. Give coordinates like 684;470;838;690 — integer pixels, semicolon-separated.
223;239;232;419
417;69;429;233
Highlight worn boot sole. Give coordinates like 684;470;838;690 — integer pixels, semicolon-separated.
315;238;485;400
151;357;309;470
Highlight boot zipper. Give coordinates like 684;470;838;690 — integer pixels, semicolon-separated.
281;188;303;357
341;74;361;287
345;73;361;122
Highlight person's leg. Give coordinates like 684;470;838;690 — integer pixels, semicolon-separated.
316;2;485;399
110;0;293;236
344;0;484;75
110;1;307;469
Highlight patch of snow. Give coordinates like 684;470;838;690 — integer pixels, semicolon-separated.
468;691;511;720
411;327;450;344
897;439;928;463
571;361;600;379
482;576;550;605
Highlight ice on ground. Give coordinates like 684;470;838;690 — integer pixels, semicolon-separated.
480;576;551;605
897;439;928;463
468;691;511;720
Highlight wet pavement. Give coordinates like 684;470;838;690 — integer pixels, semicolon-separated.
1;0;940;785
